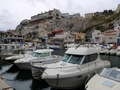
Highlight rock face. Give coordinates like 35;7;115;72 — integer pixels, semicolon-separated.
20;19;30;25
115;4;120;14
15;8;120;34
15;19;30;31
15;25;23;31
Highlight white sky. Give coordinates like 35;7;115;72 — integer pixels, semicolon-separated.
0;0;120;31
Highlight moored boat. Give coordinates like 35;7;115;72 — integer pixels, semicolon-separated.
85;67;120;90
39;45;111;89
0;44;25;59
14;49;62;70
5;47;36;62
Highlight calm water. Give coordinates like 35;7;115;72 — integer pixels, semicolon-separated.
0;50;120;90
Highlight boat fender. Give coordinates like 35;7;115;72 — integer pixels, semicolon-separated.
84;74;91;86
94;71;98;74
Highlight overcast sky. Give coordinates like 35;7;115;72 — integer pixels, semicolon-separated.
0;0;120;31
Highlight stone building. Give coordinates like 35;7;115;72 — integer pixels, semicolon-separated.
85;13;94;18
115;4;120;14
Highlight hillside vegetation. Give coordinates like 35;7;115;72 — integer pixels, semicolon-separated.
84;11;120;32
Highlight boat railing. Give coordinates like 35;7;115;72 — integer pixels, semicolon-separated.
44;60;109;71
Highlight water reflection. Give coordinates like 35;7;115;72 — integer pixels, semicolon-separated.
50;86;85;90
100;55;120;68
15;70;32;81
6;64;19;73
30;79;50;90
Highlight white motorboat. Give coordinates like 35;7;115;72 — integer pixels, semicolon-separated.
116;46;120;56
46;44;61;50
5;47;36;62
85;67;120;90
14;49;62;70
0;43;25;59
116;51;120;56
64;43;78;49
100;48;108;55
40;45;110;89
109;49;118;55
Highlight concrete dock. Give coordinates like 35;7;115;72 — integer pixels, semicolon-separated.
0;76;13;90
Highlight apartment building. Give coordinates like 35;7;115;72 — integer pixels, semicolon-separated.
74;32;86;43
104;30;117;43
92;30;104;43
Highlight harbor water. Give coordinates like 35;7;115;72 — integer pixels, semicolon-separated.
0;49;120;90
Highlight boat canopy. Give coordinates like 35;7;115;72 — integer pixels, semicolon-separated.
34;49;54;53
65;46;101;55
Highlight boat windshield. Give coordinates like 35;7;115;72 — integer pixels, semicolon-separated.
62;54;71;62
99;68;120;82
62;54;84;64
32;52;41;57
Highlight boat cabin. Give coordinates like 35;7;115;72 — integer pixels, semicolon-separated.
62;46;101;65
32;49;54;58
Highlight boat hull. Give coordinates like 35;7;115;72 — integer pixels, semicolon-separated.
44;69;102;89
42;60;110;89
15;57;61;70
31;60;60;79
31;65;45;79
45;74;87;89
15;62;31;70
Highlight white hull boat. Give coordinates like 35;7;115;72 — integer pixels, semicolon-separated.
116;51;120;56
40;45;110;89
14;49;62;70
85;67;120;90
5;47;36;62
116;46;120;56
0;43;25;59
109;49;117;55
31;59;60;79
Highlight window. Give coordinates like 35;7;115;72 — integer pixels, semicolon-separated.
98;33;100;35
119;33;120;37
16;46;19;49
33;53;41;57
99;68;120;82
99;68;112;77
5;46;7;49
109;37;112;39
41;53;50;57
62;54;83;64
11;46;15;49
68;55;83;64
82;53;98;64
62;54;71;62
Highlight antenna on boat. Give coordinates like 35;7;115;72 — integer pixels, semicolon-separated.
75;43;81;49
